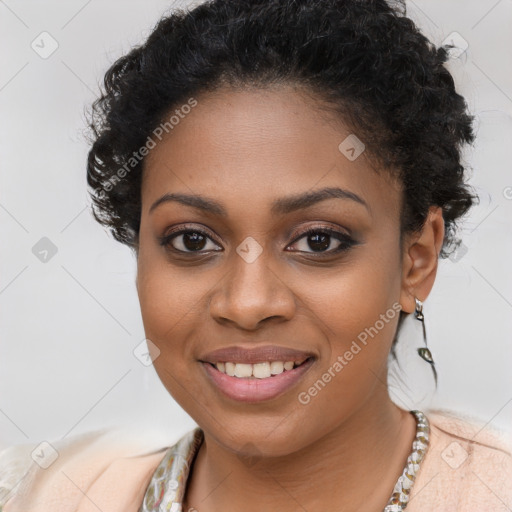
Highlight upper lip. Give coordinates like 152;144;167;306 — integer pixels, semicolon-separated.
199;345;316;365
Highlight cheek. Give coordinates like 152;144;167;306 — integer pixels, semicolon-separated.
292;270;401;443
136;226;209;336
137;262;205;354
136;249;220;401
137;264;206;407
138;265;197;321
298;238;401;344
293;239;402;402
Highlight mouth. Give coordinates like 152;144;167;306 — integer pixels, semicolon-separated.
200;356;316;402
203;358;312;378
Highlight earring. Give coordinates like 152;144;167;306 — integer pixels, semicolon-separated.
414;297;438;385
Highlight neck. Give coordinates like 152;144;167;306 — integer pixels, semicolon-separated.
183;394;417;512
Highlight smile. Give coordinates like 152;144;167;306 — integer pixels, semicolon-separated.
201;357;315;402
211;359;308;378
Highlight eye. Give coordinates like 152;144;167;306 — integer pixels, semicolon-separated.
159;225;222;254
287;227;356;255
159;224;357;257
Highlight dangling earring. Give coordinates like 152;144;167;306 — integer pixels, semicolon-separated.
414;297;438;385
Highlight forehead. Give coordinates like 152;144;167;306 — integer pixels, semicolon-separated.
142;86;401;221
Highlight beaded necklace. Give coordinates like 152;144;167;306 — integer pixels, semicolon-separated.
140;409;430;512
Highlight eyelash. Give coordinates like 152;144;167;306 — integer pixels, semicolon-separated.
158;224;357;258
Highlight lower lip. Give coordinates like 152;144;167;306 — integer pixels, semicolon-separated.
200;358;315;403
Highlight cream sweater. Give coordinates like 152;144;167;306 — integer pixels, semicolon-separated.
1;409;511;511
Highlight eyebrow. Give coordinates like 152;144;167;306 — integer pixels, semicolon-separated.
148;186;369;216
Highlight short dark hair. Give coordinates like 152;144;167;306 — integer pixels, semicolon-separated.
86;0;478;366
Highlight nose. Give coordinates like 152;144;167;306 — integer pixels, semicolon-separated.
209;247;296;331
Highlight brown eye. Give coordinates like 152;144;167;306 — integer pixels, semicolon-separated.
159;227;222;253
288;227;356;255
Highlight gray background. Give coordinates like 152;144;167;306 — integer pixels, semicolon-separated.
1;0;511;450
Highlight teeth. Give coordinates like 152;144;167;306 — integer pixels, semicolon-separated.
253;362;271;378
214;359;307;378
270;361;284;375
225;362;236;377
234;363;253;378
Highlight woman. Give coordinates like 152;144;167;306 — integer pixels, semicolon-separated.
1;0;511;510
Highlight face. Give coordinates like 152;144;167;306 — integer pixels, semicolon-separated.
136;85;406;457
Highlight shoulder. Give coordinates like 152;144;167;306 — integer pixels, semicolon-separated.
427;407;512;469
0;426;177;512
407;408;512;511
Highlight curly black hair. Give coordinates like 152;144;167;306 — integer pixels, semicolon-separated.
87;0;477;257
86;0;478;365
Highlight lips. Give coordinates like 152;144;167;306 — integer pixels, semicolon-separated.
200;356;316;402
198;345;316;365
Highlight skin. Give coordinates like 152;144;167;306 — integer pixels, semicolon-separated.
135;84;445;512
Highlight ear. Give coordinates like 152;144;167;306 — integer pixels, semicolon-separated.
399;206;445;314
